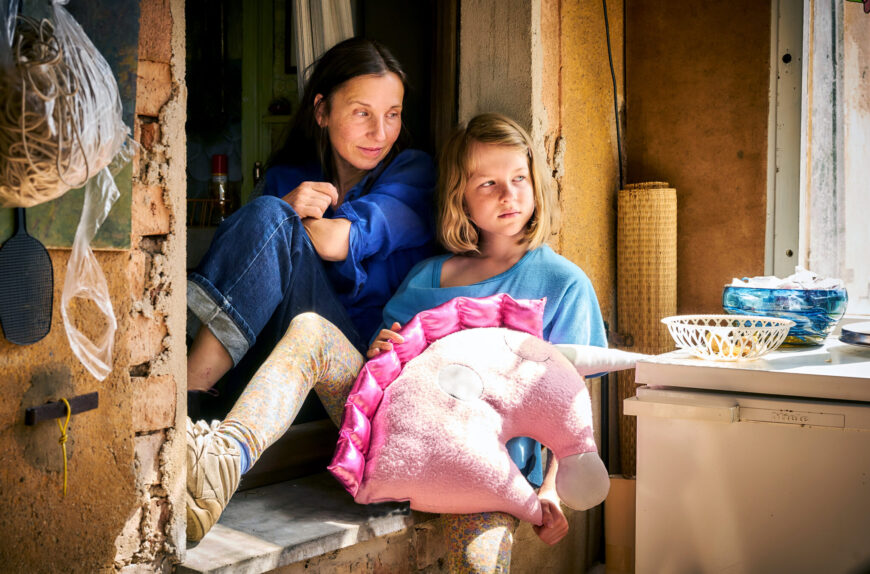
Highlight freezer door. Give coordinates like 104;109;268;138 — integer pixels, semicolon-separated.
626;387;870;430
628;388;870;574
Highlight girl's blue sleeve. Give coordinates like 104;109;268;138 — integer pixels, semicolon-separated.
546;278;607;348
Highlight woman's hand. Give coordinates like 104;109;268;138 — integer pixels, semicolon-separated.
282;181;339;219
533;490;570;545
367;322;403;358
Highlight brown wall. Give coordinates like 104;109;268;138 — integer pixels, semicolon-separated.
625;0;771;313
0;250;138;571
556;0;624;330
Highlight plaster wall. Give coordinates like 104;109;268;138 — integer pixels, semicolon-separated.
458;0;537;133
843;2;870;314
0;250;137;571
0;0;187;571
459;0;622;332
625;0;771;313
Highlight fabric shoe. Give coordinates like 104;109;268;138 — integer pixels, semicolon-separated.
186;417;241;541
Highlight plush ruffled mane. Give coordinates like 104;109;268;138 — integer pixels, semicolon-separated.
328;294;546;496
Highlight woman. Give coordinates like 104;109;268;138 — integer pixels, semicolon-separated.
186;37;436;400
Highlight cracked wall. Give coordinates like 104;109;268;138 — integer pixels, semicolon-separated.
115;0;187;571
0;0;186;572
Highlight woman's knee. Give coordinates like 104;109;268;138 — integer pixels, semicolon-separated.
243;195;298;225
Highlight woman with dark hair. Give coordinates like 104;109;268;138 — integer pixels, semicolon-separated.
187;37;434;393
185;38;435;541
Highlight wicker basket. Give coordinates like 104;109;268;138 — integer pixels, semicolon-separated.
662;314;794;361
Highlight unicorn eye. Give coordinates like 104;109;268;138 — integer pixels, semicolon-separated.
504;331;551;363
437;363;483;401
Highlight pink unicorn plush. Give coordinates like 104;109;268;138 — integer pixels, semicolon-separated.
329;294;646;525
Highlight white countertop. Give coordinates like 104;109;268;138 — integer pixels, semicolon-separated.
636;338;870;402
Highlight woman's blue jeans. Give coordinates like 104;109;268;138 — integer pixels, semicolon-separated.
188;196;363;409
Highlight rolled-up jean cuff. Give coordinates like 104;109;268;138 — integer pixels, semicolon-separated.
187;278;252;365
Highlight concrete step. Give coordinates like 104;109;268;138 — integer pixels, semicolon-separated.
178;472;416;574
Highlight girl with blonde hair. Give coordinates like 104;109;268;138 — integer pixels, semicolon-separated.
369;112;606;571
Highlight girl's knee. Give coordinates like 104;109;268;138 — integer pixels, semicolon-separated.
444;512;517;573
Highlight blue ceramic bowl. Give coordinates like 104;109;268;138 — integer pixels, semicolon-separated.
722;285;848;345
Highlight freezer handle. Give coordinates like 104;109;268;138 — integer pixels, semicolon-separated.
624;396;739;423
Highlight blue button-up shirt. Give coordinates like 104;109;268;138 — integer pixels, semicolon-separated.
263;149;437;342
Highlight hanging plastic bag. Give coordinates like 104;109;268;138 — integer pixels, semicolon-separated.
43;0;135;380
61;141;135;381
0;0;19;70
0;0;129;207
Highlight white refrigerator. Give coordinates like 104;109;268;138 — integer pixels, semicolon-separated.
625;339;870;574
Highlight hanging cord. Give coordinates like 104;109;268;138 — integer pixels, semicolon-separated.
15;15;88;186
602;0;624;189
56;397;71;497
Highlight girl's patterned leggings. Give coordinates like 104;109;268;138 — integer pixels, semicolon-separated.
213;312;520;572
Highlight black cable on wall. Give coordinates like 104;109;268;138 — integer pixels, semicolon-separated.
602;0;624;189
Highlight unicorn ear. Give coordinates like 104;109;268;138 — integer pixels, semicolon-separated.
553;344;650;377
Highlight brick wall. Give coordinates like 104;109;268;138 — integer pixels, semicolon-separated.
113;0;187;570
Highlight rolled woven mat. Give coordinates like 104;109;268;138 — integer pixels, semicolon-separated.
616;183;677;476
624;181;669;190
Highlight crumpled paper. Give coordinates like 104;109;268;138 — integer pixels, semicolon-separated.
730;266;845;290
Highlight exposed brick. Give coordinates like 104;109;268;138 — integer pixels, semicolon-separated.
147;498;170;534
139;0;172;64
136;61;172;117
114;507;143;564
131;375;176;432
129;247;148;301
138;118;161;151
134;432;164;486
132;183;171;236
128;312;168;365
414;521;445;569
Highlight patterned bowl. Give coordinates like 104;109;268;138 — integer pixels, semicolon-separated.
722;286;848;345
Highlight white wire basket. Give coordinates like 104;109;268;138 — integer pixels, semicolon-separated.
661;315;796;361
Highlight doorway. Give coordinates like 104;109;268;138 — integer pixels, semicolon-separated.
183;0;456;486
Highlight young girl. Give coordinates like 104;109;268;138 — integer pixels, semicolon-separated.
366;112;606;570
187;113;606;572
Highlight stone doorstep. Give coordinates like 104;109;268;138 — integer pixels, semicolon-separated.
178;472;424;574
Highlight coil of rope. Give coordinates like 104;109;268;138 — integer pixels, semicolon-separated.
0;15;112;207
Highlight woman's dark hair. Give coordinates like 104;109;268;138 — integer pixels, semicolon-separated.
269;37;411;184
